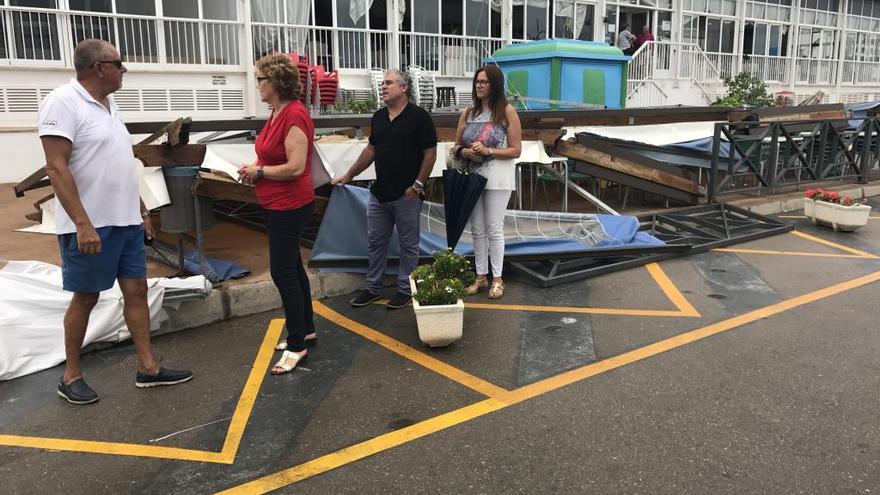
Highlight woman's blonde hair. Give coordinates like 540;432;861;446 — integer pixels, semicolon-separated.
255;53;301;102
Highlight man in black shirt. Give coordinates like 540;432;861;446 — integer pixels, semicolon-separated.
331;69;437;309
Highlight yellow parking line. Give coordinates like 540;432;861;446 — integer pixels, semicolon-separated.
218;269;880;494
713;248;869;259
790;230;879;258
507;269;880;402
214;398;507;495
313;302;509;399
0;435;230;464
0;320;283;464
645;262;701;316
461;263;699;318
462;303;690;317
219;319;284;463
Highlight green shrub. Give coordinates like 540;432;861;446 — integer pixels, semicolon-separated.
411;248;475;306
711;72;777;109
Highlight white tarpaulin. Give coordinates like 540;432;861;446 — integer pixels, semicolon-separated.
0;260;209;381
203;140;563;187
562;122;728;146
16;164;170;236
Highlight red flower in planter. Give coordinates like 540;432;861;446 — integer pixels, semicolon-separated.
805;188;861;206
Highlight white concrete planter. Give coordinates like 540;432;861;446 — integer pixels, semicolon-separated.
410;277;463;347
804;198;871;232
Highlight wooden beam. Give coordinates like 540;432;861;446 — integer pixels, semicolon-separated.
555;139;701;195
194;173;257;204
133;144;207;167
136;117;190;146
33;192;54;210
13;166;49;197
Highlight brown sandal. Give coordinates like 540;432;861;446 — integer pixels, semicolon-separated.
466;276;489;295
488;280;505;299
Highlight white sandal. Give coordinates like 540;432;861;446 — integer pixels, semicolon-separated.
271;350;307;375
274;332;317;351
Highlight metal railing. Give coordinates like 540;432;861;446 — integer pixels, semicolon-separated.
795;58;838;85
708;118;880;201
3;5;241;67
626;79;669;108
741;54;788;83
399;33;506;76
840;60;880;86
2;6;62;63
251;23;389;70
628;41;726;83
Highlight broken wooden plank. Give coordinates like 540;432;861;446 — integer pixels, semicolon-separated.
136;117;191;146
194;173;257;204
555;138;701;195
13;166;49;197
133;144;207;168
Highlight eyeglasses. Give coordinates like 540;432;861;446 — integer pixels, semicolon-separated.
475;80;490;87
94;60;124;69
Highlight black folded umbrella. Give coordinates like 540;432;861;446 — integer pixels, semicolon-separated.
442;168;487;249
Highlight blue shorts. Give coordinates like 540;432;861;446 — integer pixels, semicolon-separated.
58;225;146;293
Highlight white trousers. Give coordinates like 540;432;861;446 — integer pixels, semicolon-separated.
469;189;511;278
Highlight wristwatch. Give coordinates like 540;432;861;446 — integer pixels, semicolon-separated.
256;165;264;179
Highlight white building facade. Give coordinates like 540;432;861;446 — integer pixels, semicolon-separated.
0;0;879;128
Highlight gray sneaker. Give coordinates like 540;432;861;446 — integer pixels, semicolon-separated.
57;377;99;405
135;367;193;388
350;289;381;307
386;292;412;309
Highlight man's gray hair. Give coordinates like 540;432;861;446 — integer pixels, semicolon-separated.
387;69;413;101
73;39;113;71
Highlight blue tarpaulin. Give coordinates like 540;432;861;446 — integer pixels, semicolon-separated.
150;240;250;282
310;185;664;272
845;101;880;129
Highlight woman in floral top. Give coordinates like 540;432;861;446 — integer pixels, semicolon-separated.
451;65;522;299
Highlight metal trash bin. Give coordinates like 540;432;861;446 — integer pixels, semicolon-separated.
160;166;214;233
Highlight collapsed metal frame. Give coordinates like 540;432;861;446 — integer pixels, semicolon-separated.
507;203;793;287
708;117;880;202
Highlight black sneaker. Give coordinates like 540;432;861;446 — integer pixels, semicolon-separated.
57;377;99;405
386;292;412;309
135;367;193;388
350;289;381;307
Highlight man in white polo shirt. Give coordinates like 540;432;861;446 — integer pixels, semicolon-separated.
39;39;192;405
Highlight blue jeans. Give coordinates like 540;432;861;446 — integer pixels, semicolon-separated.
366;194;421;295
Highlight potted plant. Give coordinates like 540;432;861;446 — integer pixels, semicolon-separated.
409;248;475;347
803;188;871;232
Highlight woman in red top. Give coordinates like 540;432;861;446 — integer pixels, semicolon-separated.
239;53;316;375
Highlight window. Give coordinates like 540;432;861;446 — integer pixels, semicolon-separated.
116;0;155;16
442;0;464;35
69;0;112;12
204;0;236;21
337;0;367;28
553;1;594;40
754;23;768;55
466;0;490;37
409;0;439;32
163;0;198;19
525;0;548;40
798;26;835;59
8;0;61;61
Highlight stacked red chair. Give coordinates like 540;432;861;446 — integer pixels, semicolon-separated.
284;52;338;106
310;65;339;106
285;52;310;104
